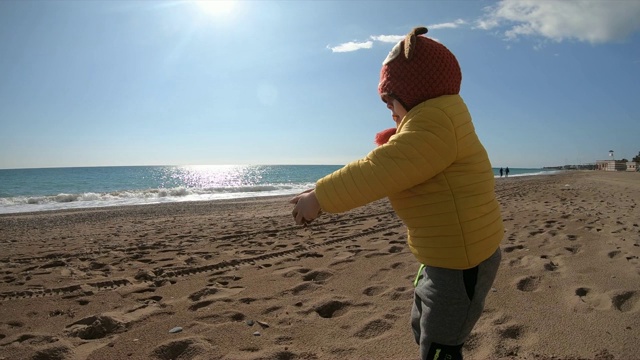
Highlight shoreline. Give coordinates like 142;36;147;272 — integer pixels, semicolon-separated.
0;193;297;218
1;171;639;359
0;165;553;215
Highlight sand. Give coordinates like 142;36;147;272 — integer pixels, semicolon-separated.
0;170;639;360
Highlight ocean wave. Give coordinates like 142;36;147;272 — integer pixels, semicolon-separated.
0;183;314;214
494;170;562;178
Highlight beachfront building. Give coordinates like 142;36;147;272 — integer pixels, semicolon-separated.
627;162;638;172
596;160;627;171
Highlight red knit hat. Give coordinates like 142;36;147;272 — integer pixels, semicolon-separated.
378;27;461;111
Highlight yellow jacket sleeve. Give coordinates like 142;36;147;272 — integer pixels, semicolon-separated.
315;101;457;213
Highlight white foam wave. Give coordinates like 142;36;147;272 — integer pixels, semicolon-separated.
494;170;561;178
0;183;315;214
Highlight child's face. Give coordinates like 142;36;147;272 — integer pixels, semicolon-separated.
382;95;408;126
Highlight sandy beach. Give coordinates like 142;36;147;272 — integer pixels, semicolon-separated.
1;170;639;360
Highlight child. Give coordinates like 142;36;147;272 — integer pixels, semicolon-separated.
290;26;503;360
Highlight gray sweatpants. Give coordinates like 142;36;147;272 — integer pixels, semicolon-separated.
411;248;502;359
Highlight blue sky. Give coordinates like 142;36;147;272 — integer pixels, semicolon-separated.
1;0;639;169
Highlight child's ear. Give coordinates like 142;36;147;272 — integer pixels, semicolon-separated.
375;128;397;146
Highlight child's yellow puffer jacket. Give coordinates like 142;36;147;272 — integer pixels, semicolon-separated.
315;95;503;269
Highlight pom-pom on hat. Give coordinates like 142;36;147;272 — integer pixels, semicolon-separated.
378;27;461;111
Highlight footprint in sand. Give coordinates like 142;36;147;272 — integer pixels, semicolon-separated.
150;337;216;360
563;244;581;255
238;297;258;305
65;315;126;340
197;311;245;324
302;269;334;283
543;261;559;271
313;300;351;318
508;257;523;267
284;282;320;296
353;319;393;339
259;350;319;360
362;285;387;297
611;290;640;312
33;345;73;360
330;257;356;267
208;274;242;286
76;299;90;306
574;287;612;311
239;345;261;353
364;251;390;259
0;320;24;331
2;333;59;346
528;229;544;237
141;295;162;304
491;313;511;325
509;255;550;271
297;252;323;259
607;250;622;259
516;276;541;292
463;331;482;352
188;286;244;302
491;323;526;358
498;324;525;340
189;300;216;311
274;266;311;278
386;286;413;301
274;335;293;345
503;245;525;253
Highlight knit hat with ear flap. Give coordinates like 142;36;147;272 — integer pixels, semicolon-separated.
378;27;461;111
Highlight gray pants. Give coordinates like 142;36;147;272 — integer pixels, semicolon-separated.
411;248;502;359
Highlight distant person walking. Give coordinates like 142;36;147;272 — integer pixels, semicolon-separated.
499;167;503;177
505;167;510;177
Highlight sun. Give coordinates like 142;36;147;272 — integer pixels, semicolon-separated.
193;0;235;16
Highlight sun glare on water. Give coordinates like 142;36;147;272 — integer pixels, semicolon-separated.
194;0;235;16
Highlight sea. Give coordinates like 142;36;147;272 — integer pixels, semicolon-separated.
0;165;558;214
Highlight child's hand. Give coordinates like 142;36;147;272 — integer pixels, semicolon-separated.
289;190;322;225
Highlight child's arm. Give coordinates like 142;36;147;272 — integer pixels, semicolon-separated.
315;105;458;214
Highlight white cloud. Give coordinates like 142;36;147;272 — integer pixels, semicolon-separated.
328;41;373;53
476;17;500;31
370;35;404;43
478;0;640;44
330;22;461;53
429;19;466;30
